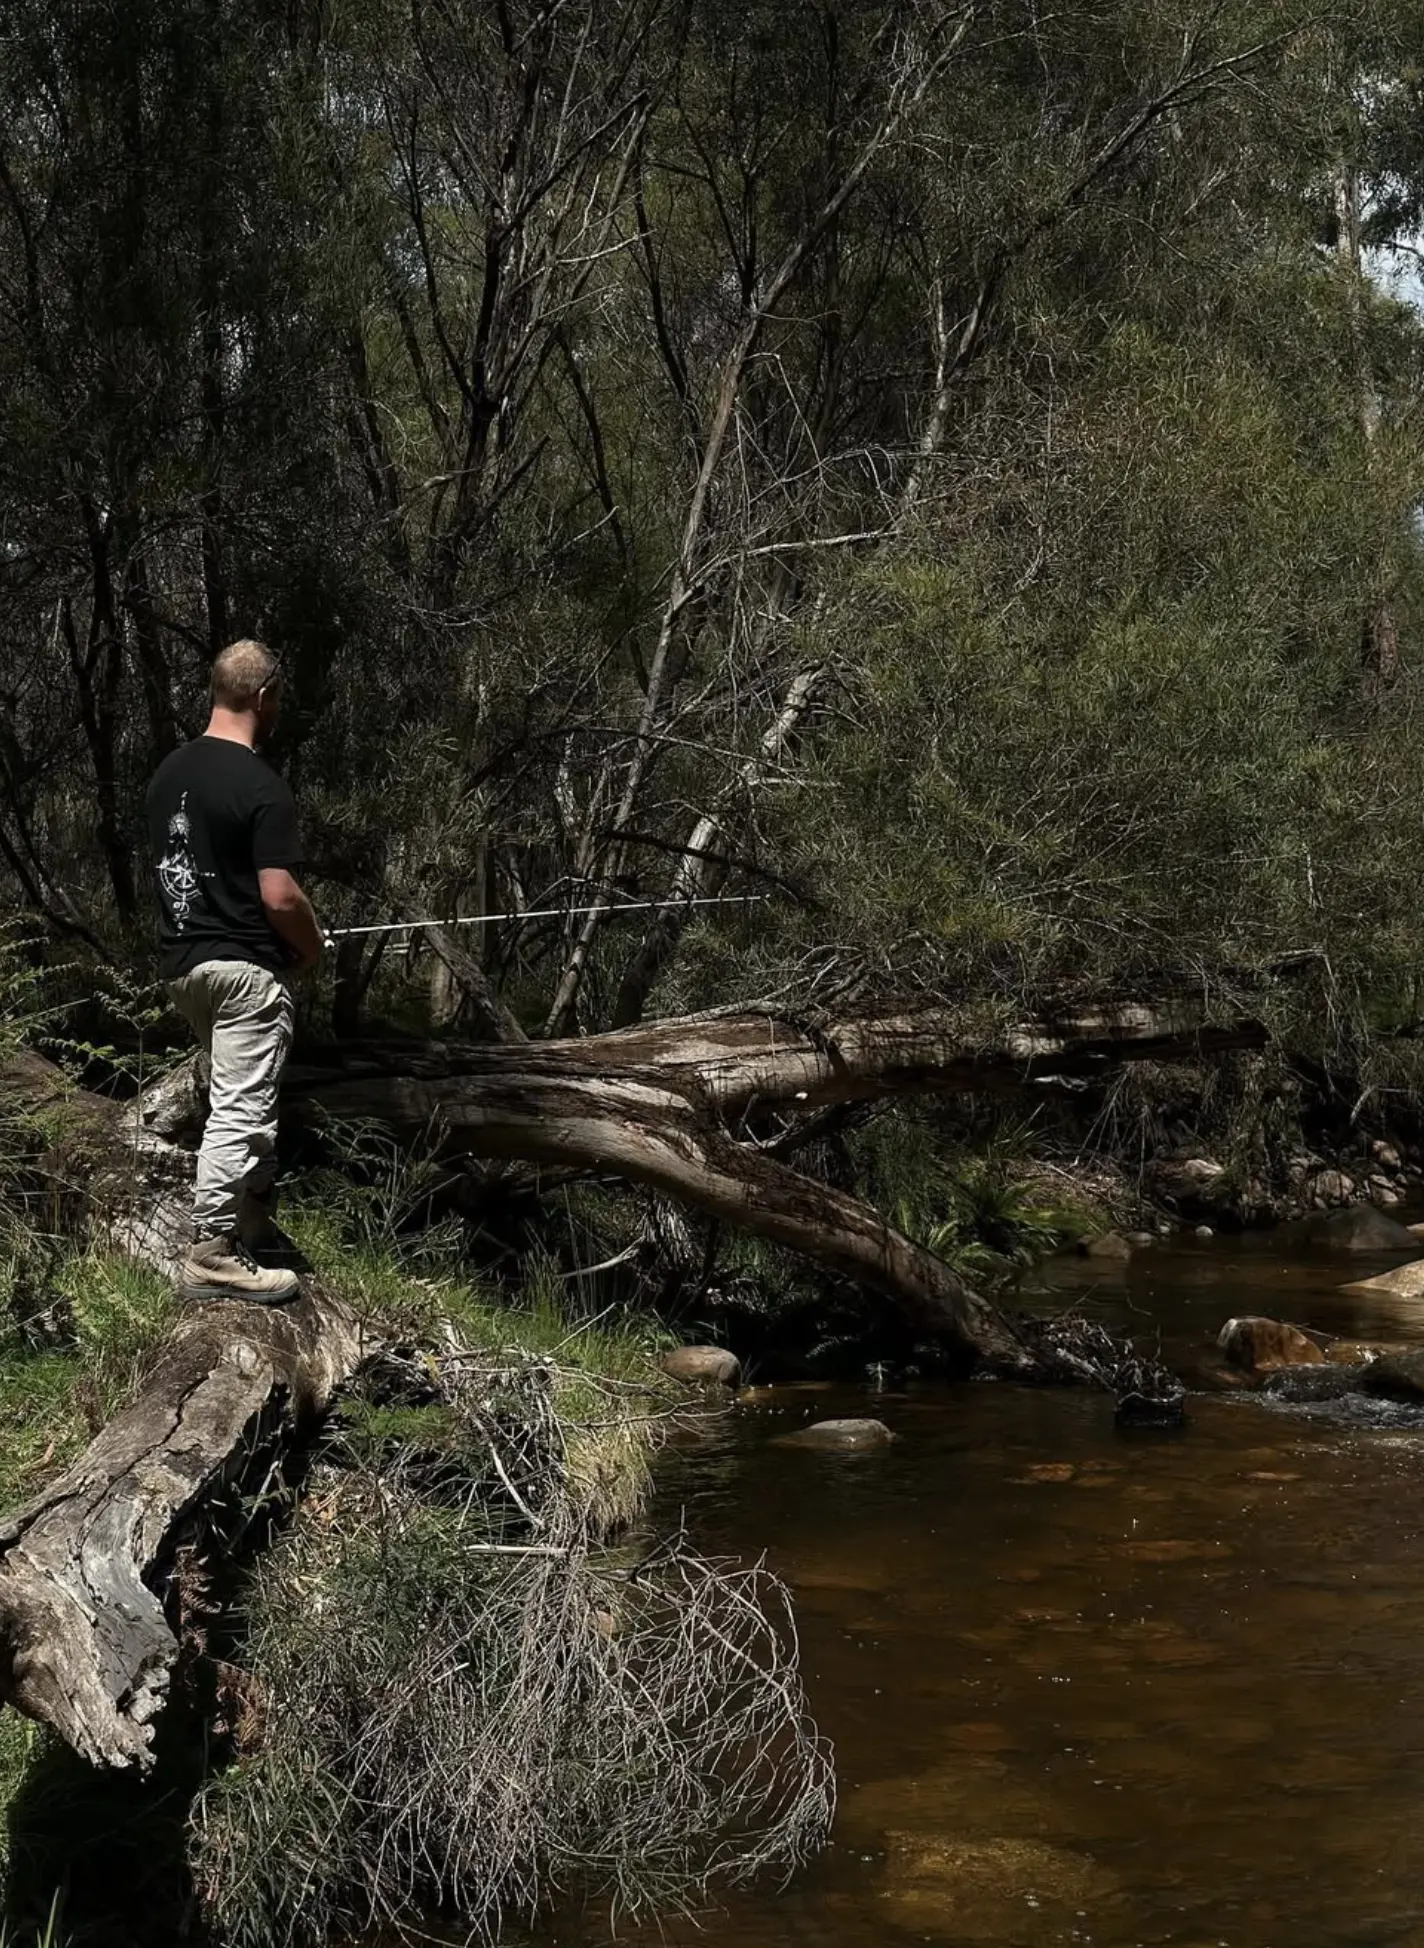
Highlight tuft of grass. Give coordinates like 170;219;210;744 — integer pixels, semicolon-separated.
191;1355;831;1948
285;1202;675;1534
0;1894;64;1948
0;1711;38;1886
0;1248;173;1510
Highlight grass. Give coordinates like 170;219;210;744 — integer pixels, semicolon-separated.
0;1246;173;1510
189;1344;828;1948
285;1199;677;1535
0;1893;63;1947
0;1144;823;1948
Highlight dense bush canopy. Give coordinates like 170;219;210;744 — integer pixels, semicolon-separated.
3;0;1424;1053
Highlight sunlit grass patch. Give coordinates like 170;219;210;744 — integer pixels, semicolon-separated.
0;1248;173;1510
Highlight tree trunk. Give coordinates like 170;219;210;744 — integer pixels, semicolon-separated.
0;1054;368;1771
0;1292;365;1770
283;991;1266;1364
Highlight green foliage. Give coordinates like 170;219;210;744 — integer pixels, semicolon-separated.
0;1889;63;1948
849;1109;1092;1278
0;1249;173;1510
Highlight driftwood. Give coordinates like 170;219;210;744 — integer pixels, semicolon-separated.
0;1057;368;1769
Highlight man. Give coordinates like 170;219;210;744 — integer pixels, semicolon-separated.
146;638;324;1302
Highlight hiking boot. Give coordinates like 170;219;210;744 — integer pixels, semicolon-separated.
180;1233;300;1304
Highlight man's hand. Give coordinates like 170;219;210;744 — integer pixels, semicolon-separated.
258;867;325;970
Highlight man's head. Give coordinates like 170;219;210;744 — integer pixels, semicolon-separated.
211;639;282;739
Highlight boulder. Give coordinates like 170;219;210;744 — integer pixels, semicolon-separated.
1078;1231;1131;1261
1193;1224;1215;1240
1217;1316;1325;1374
1146;1156;1228;1215
1371;1140;1404;1173
1261;1364;1367;1403
1293;1206;1421;1253
1325;1339;1405;1365
659;1346;741;1386
1340;1261;1424;1302
776;1418;895;1450
1125;1231;1157;1249
1359;1351;1424;1403
1308;1168;1355;1207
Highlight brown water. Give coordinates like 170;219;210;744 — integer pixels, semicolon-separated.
551;1234;1424;1948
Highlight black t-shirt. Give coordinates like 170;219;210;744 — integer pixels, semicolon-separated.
145;737;304;977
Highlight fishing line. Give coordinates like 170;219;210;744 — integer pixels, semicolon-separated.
325;892;768;941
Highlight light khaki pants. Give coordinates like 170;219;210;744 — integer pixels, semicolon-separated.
168;960;294;1239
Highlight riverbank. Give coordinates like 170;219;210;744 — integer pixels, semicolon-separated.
0;1198;830;1947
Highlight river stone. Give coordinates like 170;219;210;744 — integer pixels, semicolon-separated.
1359;1351;1424;1402
1309;1167;1355;1207
776;1417;895;1450
1261;1364;1367;1403
881;1832;1116;1932
1293;1205;1420;1252
1217;1316;1325;1373
1146;1156;1227;1215
1079;1231;1131;1261
1340;1260;1424;1301
1326;1339;1405;1365
1126;1230;1157;1248
659;1346;741;1386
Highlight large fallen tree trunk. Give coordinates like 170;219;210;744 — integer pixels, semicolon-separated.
0;1293;365;1769
282;990;1266;1367
0;1056;368;1769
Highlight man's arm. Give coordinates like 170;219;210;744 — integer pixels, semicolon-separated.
258;868;324;970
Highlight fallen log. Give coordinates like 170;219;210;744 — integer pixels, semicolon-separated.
281;990;1265;1368
0;1289;365;1769
0;1057;368;1770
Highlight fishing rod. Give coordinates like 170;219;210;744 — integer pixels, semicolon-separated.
325;892;767;941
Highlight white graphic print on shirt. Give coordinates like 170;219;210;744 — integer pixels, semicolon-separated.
156;793;208;932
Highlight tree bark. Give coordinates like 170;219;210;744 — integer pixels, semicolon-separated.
0;1293;365;1770
0;1055;368;1772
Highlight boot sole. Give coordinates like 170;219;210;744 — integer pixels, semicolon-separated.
180;1280;300;1305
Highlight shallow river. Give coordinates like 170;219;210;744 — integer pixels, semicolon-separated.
552;1233;1424;1948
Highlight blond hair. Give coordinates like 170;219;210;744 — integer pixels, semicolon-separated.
211;638;279;710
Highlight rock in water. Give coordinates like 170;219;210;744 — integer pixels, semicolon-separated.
1325;1339;1405;1365
1340;1261;1424;1302
659;1346;741;1386
1360;1351;1424;1402
880;1832;1116;1932
1079;1231;1131;1261
1293;1206;1420;1252
776;1418;895;1450
1261;1364;1366;1403
1217;1316;1325;1373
